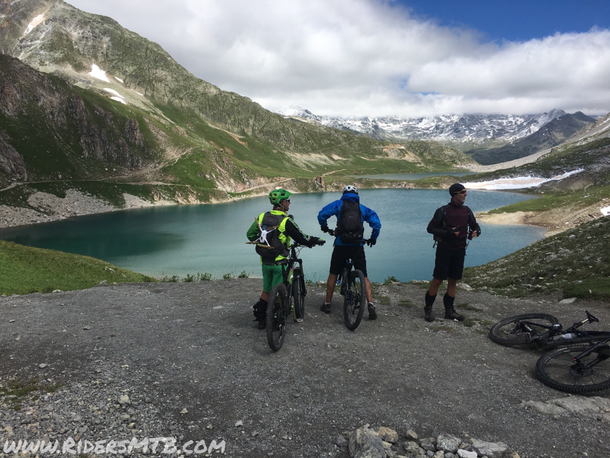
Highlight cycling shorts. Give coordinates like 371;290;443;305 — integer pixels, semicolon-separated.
261;264;283;292
329;245;368;277
433;246;466;280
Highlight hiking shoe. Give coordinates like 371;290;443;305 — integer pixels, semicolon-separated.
424;306;434;322
320;302;331;314
368;302;377;320
445;308;465;321
257;319;266;330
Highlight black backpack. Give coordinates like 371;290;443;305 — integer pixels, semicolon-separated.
253;212;289;261
337;200;364;244
432;205;476;247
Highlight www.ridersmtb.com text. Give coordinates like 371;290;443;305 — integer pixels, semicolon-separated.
3;437;226;455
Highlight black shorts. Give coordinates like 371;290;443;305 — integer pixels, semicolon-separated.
329;245;368;277
433;246;466;280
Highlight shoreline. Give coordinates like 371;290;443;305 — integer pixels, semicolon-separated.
0;186;546;232
0;183;602;236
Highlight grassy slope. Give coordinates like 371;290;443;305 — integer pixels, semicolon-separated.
0;241;155;296
462;217;610;299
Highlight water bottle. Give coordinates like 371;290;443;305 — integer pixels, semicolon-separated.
553;333;575;340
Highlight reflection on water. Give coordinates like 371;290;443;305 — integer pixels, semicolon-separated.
0;189;545;283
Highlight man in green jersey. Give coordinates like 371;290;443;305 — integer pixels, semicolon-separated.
247;189;325;329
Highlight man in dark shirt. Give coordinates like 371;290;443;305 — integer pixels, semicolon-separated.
424;183;481;322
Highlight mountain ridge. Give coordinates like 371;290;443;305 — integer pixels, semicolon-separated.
0;0;475;210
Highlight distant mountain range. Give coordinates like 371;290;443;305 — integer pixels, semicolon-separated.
278;108;597;164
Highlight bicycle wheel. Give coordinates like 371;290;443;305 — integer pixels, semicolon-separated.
344;269;365;331
293;268;306;322
536;345;610;394
266;283;288;352
489;313;558;346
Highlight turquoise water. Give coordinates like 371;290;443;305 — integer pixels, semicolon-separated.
0;189;545;283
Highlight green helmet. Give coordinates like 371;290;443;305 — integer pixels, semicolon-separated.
269;188;292;205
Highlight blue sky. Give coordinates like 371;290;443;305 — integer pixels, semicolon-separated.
397;0;610;41
66;0;610;117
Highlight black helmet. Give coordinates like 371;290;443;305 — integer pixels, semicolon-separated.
343;185;358;195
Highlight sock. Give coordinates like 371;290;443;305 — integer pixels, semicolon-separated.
443;293;455;309
425;292;436;308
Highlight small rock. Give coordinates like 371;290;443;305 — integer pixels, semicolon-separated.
559;297;577;304
405;429;419;441
378;426;399;443
457;450;477;458
471;438;508;456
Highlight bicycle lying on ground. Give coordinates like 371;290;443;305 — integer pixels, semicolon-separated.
489;311;610;348
266;241;323;352
328;229;367;331
535;336;610;394
490;311;610;394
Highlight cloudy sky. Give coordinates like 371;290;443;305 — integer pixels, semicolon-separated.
67;0;610;118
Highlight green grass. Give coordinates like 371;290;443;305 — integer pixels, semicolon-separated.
0;241;156;296
0;376;64;411
485;184;610;215
463;217;610;299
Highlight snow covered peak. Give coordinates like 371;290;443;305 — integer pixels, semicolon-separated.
276;108;572;144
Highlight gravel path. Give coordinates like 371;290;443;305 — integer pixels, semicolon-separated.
1;279;609;457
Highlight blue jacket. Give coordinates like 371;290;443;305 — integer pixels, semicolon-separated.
317;192;381;246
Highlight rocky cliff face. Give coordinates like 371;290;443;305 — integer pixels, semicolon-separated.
0;54;155;185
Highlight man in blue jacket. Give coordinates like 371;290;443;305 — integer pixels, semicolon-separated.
318;185;381;319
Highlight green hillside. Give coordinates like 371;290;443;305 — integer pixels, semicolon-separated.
0;240;156;295
463;216;610;299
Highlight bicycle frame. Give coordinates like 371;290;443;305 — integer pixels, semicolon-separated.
571;336;610;371
519;311;603;343
278;244;306;320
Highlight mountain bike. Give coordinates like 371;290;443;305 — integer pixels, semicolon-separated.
535;336;610;394
489;311;610;348
266;241;323;352
328;230;367;331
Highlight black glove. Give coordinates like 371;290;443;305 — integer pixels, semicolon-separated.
446;227;460;238
320;226;329;233
366;238;376;247
308;237;325;247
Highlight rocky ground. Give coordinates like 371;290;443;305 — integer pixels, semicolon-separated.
1;279;609;457
0;190;175;229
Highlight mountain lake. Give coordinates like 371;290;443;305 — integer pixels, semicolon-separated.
0;189;545;283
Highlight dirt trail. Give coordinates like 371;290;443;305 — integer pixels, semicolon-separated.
1;279;609;457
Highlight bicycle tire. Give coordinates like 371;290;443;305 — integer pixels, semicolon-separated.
489;313;558;346
266;283;288;352
344;269;365;331
293;268;305;321
536;345;610;394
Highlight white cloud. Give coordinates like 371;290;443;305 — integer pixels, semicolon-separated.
67;0;610;117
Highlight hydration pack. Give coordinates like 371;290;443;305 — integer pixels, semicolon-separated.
253;212;289;261
336;200;364;244
431;205;476;247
